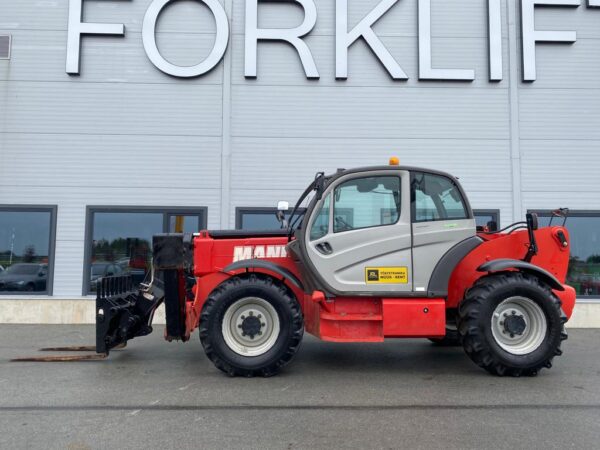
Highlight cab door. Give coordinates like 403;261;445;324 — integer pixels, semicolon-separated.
410;171;476;292
304;170;413;294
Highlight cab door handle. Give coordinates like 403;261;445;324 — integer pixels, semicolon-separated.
316;242;333;255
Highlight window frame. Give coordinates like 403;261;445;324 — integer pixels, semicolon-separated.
83;206;207;295
473;209;500;231
0;205;57;296
332;175;402;234
410;171;471;223
529;209;600;301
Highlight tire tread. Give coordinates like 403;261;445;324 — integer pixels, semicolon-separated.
458;272;567;377
198;274;304;377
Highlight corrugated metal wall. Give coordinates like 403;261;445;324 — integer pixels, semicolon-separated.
0;0;598;297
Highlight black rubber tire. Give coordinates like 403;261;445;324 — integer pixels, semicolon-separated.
428;326;461;347
199;274;304;377
429;309;461;346
458;272;567;377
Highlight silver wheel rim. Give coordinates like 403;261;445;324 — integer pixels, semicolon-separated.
491;296;547;355
222;297;280;357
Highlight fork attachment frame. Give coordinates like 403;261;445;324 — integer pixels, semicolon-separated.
95;275;164;355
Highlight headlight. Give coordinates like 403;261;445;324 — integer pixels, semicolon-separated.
16;280;26;285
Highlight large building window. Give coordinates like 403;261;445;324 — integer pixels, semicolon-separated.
84;207;206;294
474;209;500;232
534;211;600;299
0;206;57;295
236;207;305;230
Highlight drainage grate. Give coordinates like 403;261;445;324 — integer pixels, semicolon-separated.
0;35;11;60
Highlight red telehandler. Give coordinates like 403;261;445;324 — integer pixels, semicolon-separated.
18;161;576;377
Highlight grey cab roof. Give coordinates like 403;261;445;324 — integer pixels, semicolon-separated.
326;165;460;183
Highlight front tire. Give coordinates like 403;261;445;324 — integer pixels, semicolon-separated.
199;275;304;377
458;272;567;376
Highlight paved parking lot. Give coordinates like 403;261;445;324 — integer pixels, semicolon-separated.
1;325;599;449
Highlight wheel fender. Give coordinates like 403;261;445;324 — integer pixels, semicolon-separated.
223;259;304;291
477;259;564;291
428;236;483;296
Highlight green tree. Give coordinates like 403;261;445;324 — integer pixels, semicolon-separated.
22;245;36;263
586;255;600;264
567;255;580;280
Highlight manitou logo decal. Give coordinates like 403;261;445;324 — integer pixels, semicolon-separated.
233;245;288;262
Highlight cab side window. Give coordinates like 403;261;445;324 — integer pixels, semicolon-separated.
333;176;401;233
411;172;468;222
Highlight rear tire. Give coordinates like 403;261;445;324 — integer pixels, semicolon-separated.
429;310;461;346
199;275;304;377
428;326;461;346
458;272;567;377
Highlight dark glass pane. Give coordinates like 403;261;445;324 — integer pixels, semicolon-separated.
333;176;400;232
240;210;304;231
412;172;467;222
242;213;281;230
475;214;492;226
169;215;201;233
0;210;51;293
310;196;330;241
474;213;498;231
538;214;600;297
90;212;163;292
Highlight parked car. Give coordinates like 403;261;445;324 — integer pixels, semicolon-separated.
90;262;123;290
576;274;600;296
114;257;147;285
0;263;48;292
90;261;149;291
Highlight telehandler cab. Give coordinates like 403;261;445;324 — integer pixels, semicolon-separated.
18;160;576;377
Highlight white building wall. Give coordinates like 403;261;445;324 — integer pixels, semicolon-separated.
0;0;599;300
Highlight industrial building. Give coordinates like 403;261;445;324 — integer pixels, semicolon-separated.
0;0;599;325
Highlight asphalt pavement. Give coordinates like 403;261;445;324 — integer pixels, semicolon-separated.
1;325;599;449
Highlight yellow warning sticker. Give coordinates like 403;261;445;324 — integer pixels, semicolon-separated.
365;267;408;284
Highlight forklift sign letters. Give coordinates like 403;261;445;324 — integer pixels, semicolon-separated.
65;0;600;82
